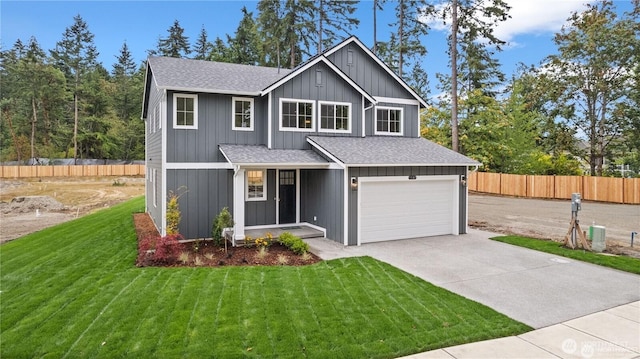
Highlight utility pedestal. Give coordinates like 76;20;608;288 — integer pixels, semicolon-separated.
563;193;591;250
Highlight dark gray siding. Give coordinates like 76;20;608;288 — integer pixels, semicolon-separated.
245;169;276;226
145;76;163;231
271;62;365;149
327;44;415;99
166;92;267;163
300;169;344;243
166;169;233;240
347;166;467;245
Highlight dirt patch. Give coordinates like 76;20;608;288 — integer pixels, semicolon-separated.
1;177;144;243
469;193;640;259
133;212;321;267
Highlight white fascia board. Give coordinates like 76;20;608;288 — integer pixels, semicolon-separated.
322;58;376;104
306;141;346;169
218;146;234;165
374;96;420;106
159;86;260;97
165;162;234;170
160;90;167;237
344;163;481;167
324;37;428;108
260;57;375;105
232;163;330;169
141;62;151;120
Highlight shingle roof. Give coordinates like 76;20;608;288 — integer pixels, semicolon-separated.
307;136;480;166
219;145;329;166
147;57;292;95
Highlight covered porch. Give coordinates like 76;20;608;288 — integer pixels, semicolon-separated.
219;144;333;246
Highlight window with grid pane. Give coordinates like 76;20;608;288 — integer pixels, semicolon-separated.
233;97;254;131
173;94;197;129
280;99;315;131
375;107;402;135
319;102;350;132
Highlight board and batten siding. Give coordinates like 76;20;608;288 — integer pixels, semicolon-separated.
327;44;415;100
166;92;268;163
270;62;365;150
166;169;233;240
300;169;345;243
145;75;164;231
347;166;468;245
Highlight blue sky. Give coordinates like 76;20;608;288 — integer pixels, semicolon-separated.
1;1;634;96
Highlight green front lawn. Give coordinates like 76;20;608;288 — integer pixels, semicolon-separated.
493;236;640;275
1;197;530;358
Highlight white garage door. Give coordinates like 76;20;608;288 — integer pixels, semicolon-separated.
359;176;459;244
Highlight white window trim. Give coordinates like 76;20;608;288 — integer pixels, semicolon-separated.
279;98;316;132
173;93;198;129
318;101;352;134
245;169;267;201
374;106;404;136
232;97;255;131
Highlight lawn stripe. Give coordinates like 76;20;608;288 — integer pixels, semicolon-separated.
61;270;143;359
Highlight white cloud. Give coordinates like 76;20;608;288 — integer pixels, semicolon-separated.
423;0;592;42
494;0;590;42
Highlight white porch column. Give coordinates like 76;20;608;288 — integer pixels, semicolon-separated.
233;167;245;244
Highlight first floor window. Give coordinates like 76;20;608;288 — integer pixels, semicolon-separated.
246;170;266;201
174;94;198;129
280;99;314;131
375;107;403;135
319;102;350;132
233;97;254;130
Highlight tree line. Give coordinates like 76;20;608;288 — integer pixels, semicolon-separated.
1;0;638;177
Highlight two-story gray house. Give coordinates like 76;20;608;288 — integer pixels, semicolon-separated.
142;36;479;246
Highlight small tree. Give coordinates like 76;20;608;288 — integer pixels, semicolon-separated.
212;207;234;247
166;187;187;235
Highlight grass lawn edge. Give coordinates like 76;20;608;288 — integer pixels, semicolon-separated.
491;235;640;275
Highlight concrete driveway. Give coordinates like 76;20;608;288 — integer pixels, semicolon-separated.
307;229;640;329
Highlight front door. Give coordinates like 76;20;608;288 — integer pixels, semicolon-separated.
279;170;296;224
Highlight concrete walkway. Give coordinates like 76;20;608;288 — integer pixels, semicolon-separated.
305;231;640;358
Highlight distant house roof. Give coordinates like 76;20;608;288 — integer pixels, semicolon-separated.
219;144;329;168
147;57;292;96
307;136;480;167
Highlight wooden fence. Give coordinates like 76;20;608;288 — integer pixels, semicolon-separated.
468;172;640;204
0;165;145;178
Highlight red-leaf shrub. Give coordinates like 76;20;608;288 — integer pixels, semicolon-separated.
153;234;183;263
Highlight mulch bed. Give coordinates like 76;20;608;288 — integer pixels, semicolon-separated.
132;213;322;267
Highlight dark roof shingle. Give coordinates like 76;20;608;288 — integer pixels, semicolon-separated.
307;136;480;166
147;57;291;94
219;145;329;165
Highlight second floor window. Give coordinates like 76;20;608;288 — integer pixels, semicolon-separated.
375;107;403;135
319;102;350;132
233;97;254;131
174;94;198;129
280;99;315;131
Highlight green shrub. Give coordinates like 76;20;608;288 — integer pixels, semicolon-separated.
278;232;309;255
212;207;234;246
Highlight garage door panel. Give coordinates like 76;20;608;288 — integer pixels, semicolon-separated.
359;177;458;244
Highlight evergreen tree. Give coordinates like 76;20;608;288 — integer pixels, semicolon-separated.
227;7;261;65
50;14;99;163
315;0;360;53
192;26;212;60
208;37;231;62
257;0;289;67
389;0;432;78
156;20;191;58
